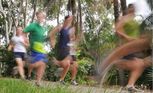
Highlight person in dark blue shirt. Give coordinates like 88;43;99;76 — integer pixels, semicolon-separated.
50;15;78;85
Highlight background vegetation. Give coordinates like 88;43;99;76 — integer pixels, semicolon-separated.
0;0;152;90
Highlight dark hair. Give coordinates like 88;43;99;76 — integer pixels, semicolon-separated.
64;15;70;20
128;4;134;8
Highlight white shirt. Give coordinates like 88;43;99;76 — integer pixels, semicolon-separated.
67;41;77;55
11;35;26;53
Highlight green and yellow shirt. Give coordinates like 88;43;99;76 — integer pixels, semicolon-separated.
24;22;48;54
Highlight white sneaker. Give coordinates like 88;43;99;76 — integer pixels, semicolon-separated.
71;80;78;86
126;86;144;93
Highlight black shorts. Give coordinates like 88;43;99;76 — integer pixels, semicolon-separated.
69;55;77;64
57;47;70;61
14;52;26;61
122;54;136;60
71;55;77;61
123;50;151;60
56;47;77;62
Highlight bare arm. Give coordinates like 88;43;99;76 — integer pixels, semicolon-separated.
22;36;29;48
49;25;62;48
69;27;76;41
8;41;14;51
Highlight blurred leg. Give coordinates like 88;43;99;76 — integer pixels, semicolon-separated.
70;62;78;80
59;56;71;81
143;56;152;68
127;58;145;86
115;58;145;87
28;64;34;78
16;58;25;79
35;61;46;84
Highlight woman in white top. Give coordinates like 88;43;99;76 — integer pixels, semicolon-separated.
8;26;29;79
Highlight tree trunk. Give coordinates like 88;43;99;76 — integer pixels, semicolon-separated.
78;0;83;39
113;0;119;22
8;17;12;35
5;20;9;44
67;0;76;15
71;0;76;15
147;0;153;10
120;0;127;15
114;0;127;86
44;0;56;16
0;0;9;44
31;0;37;23
0;0;3;10
57;0;61;24
23;0;28;27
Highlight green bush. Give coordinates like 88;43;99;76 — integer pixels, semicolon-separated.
104;66;153;90
136;66;153;89
0;47;15;77
43;56;95;85
64;57;95;84
0;46;96;85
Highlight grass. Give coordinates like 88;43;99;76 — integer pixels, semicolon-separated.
0;78;119;93
0;78;75;93
0;78;150;93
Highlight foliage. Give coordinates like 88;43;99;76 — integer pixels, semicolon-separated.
44;54;95;85
0;47;15;77
0;0;152;90
0;46;95;85
72;58;95;84
103;66;153;90
103;68;122;85
136;66;153;90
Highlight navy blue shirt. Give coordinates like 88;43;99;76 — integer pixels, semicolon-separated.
58;27;71;48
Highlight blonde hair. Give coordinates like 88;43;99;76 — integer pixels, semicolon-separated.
36;10;46;16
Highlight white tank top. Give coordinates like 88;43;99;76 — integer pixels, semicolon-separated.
11;35;26;53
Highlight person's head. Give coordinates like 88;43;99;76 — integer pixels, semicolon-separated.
63;15;74;28
127;4;135;14
16;26;23;36
36;10;46;23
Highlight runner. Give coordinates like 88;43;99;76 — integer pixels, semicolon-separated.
24;10;48;86
8;26;29;79
110;4;151;92
50;15;78;85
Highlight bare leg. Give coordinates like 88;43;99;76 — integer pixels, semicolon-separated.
59;56;71;81
115;58;145;87
16;58;25;79
70;62;78;80
27;61;46;86
127;58;145;86
28;64;34;78
52;57;60;66
35;61;46;84
143;56;152;68
100;38;150;73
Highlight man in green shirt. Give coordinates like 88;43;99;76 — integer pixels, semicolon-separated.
24;10;48;86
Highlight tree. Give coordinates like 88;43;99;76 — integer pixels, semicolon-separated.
147;0;153;10
113;0;119;22
120;0;127;15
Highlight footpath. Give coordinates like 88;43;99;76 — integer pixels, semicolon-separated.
29;80;152;93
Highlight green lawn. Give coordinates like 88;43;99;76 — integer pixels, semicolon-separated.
0;78;75;93
0;78;151;93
